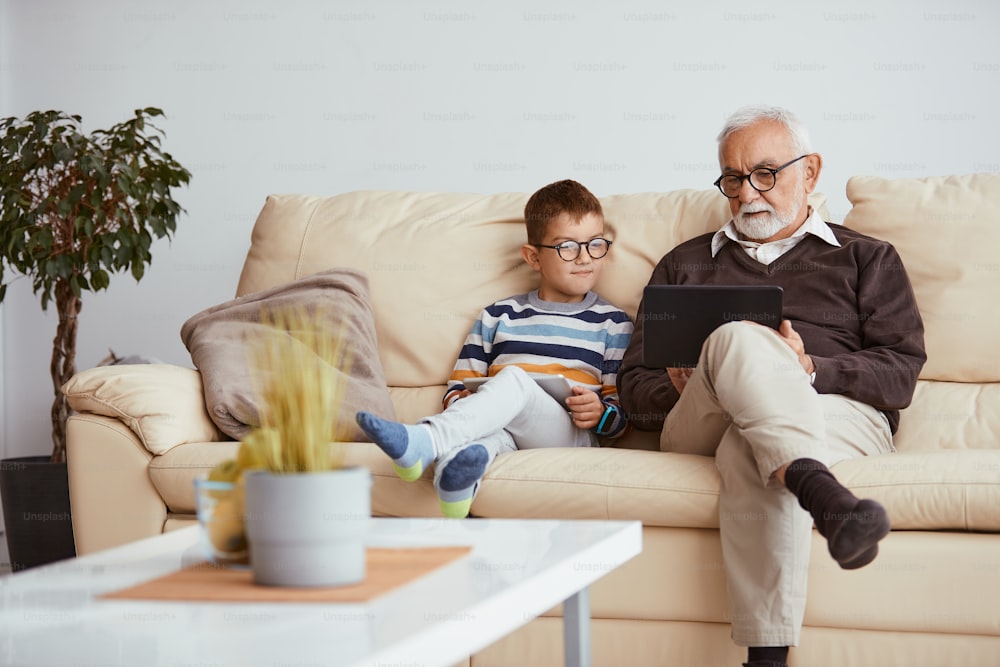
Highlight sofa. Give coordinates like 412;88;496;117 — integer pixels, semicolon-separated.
63;174;1000;666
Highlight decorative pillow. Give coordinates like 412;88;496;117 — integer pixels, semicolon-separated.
180;268;397;441
62;364;223;455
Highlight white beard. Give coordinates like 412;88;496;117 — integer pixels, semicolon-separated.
732;167;807;240
732;202;795;240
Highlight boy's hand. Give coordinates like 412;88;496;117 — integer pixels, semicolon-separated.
565;386;604;429
667;367;693;394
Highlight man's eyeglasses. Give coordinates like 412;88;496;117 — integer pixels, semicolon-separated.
535;238;612;262
713;154;808;198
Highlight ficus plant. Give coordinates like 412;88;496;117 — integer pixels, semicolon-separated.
0;107;191;463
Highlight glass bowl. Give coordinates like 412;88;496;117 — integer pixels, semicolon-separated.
193;478;249;567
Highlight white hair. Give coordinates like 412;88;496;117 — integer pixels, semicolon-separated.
717;105;813;155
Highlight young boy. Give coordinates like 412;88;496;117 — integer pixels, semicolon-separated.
356;179;633;518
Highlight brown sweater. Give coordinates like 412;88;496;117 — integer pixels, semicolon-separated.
618;223;926;434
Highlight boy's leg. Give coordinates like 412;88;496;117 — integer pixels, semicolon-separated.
425;366;594;452
355;412;436;482
356;365;587;482
435;430;515;518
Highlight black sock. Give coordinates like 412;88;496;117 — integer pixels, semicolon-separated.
746;645;788;667
784;458;890;569
784;458;855;536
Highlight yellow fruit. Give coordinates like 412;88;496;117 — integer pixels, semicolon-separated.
236;440;265;473
206;494;247;555
208;459;240;484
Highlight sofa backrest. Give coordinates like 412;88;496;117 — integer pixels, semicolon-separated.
235;188;822;435
236;189;791;388
235;179;999;453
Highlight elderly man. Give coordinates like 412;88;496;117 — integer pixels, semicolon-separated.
617;105;926;667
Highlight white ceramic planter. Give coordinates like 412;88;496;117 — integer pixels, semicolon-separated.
243;466;371;587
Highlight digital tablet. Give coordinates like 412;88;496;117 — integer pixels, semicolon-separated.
641;285;783;368
463;373;601;404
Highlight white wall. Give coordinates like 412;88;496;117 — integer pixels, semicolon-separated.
1;0;998;457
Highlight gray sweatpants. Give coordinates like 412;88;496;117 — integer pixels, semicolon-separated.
421;365;597;470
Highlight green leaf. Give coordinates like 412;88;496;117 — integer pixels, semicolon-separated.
52;142;74;162
68;184;87;205
90;268;109;290
112;237;126;258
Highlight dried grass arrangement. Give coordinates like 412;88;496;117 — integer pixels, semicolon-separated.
240;306;352;474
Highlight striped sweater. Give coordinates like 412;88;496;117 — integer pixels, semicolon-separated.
445;290;634;439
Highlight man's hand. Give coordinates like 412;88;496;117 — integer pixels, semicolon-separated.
566;385;604;429
776;320;815;375
667;367;694;394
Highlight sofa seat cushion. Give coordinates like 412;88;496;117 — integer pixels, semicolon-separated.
474;448;720;527
149;441;443;516
472;447;1000;532
150;441;1000;532
832;450;1000;531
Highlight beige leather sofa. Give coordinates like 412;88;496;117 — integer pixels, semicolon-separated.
64;175;1000;666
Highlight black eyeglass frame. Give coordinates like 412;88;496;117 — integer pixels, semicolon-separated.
534;238;613;262
713;154;809;198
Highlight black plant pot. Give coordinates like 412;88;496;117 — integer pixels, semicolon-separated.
0;455;77;571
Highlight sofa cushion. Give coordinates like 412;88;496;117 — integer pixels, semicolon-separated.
149;437;1000;532
473;448;721;527
150;441;442;517
831;450;1000;531
62;364;222;455
470;447;1000;532
844;173;1000;382
894;379;1000;451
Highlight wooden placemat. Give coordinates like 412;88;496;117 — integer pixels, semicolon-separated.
101;546;472;603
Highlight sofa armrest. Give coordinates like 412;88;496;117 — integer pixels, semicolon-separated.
62;364;225;455
66;413;168;554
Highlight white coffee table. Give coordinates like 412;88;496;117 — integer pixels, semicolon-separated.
0;517;641;667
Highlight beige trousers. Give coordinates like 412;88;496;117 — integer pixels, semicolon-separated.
659;322;893;646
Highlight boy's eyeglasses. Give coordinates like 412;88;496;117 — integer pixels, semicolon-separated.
535;238;612;262
713;154;808;198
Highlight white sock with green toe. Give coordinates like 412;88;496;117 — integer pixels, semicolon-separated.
356;411;436;482
435;444;489;519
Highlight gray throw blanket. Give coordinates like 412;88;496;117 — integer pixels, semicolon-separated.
180;268;396;441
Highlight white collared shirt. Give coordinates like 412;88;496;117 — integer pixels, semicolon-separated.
710;208;841;265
